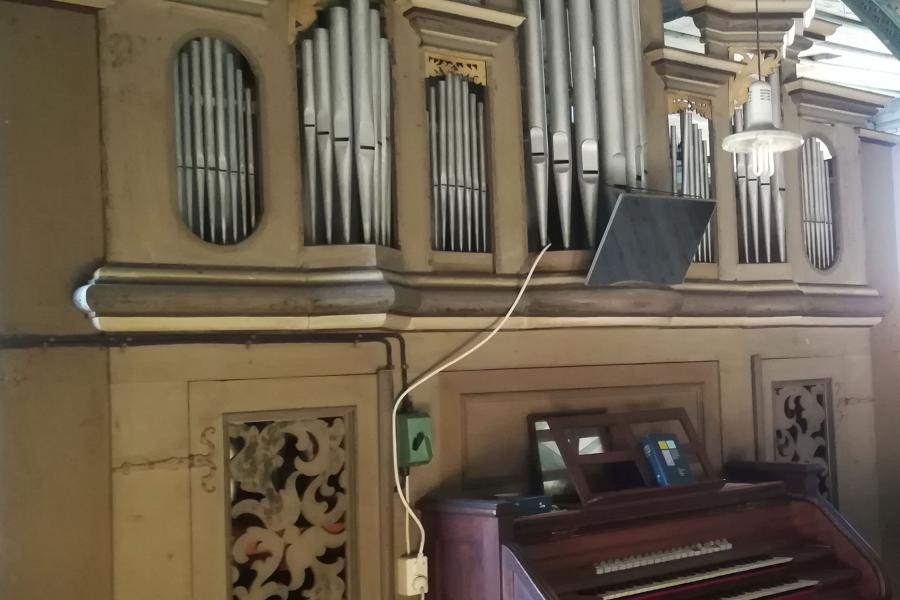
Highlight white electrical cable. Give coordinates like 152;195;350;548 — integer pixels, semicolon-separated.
391;244;552;558
404;476;411;555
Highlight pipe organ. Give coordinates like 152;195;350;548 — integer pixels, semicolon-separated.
800;137;838;271
427;71;490;253
173;37;260;245
522;0;647;250
732;68;788;265
668;108;715;263
297;0;393;247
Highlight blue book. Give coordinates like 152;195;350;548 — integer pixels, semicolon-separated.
640;434;695;487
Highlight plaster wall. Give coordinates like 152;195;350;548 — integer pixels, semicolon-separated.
863;138;900;585
0;3;111;600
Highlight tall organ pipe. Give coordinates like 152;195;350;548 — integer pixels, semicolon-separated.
734;107;749;262
245;87;257;231
454;75;466;251
438;79;449;251
569;0;601;246
594;0;626;185
447;75;458;251
351;0;375;244
191;41;206;240
769;66;787;262
629;0;647;182
801;142;813;265
470;92;480;252
301;39;318;244
616;0;641;187
523;0;549;246
330;7;352;244
760;175;773;262
370;9;383;246
202;38;216;243
313;29;334;249
670;125;677;192
823;152;835;266
214;40;229;242
462;79;472;252
545;0;573;248
174;56;186;227
236;70;248;238
478;102;488;251
226;52;239;242
429;85;439;247
380;39;392;246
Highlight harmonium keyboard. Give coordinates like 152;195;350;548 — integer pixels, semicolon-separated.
419;464;889;600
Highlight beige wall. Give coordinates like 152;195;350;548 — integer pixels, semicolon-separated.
106;325;880;599
863;138;900;584
0;2;110;600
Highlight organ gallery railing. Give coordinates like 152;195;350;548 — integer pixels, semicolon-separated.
297;0;393;247
173;36;260;245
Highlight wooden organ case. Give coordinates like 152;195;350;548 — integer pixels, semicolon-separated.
420;412;889;600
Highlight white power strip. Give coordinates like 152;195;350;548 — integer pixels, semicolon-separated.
397;555;428;596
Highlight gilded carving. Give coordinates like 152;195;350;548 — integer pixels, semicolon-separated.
425;50;487;85
729;50;780;107
667;93;713;120
229;416;349;600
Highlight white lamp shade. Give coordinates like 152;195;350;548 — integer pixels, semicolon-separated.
723;79;804;177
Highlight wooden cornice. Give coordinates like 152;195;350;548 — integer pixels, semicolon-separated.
399;0;524;56
51;0;116;8
648;47;743;96
73;264;884;332
785;78;894;126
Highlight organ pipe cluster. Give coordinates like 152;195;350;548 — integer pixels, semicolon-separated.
669;110;715;263
523;0;647;249
299;1;393;246
427;74;490;253
800;138;837;270
732;69;788;264
174;37;260;245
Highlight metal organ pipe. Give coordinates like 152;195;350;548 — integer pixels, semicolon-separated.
545;0;573;249
569;0;601;246
734;107;749;263
370;9;383;246
330;7;352;244
523;0;549;246
351;0;375;244
617;0;642;187
299;5;393;246
380;39;392;246
429;85;439;247
594;0;626;186
426;72;489;252
174;37;259;245
301;40;318;244
313;28;334;248
769;66;787;261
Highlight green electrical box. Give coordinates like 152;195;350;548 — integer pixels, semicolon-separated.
396;412;433;467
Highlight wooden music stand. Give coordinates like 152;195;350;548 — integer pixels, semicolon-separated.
544;407;722;505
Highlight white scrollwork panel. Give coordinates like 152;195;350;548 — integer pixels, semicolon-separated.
772;380;838;504
228;416;351;600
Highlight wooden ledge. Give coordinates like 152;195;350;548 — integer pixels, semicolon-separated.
786;78;894;126
648;47;743;96
73;264;885;332
399;0;524;55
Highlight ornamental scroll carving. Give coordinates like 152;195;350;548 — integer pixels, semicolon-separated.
772;380;838;504
228;416;350;600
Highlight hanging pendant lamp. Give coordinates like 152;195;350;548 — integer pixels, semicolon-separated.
722;0;803;177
